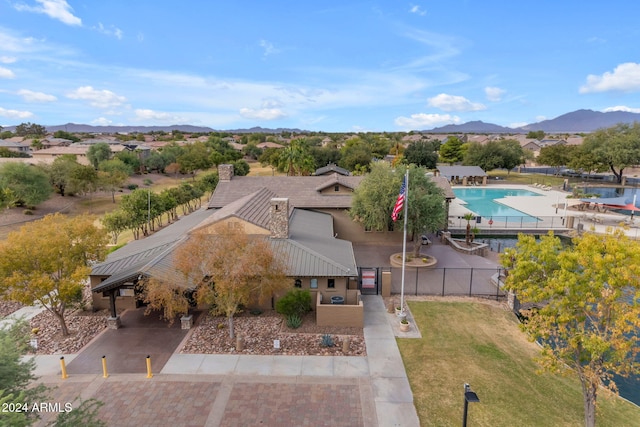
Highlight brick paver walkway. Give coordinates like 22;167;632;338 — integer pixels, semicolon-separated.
35;374;370;427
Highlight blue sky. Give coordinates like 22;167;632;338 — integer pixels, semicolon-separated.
1;0;639;132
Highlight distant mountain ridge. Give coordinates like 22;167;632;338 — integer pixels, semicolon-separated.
3;109;640;134
426;109;640;133
3;123;305;134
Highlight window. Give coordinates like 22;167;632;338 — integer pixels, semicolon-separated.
328;278;335;289
310;278;318;289
294;279;302;288
334;185;340;192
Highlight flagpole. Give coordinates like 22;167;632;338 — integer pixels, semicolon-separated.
400;169;409;315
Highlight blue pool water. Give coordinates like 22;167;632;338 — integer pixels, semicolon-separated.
453;188;540;222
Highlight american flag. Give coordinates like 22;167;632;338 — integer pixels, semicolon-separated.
391;176;407;222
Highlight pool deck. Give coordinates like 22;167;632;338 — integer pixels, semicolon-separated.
449;184;640;238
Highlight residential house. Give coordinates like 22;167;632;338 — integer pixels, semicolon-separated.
90;172;362;328
0;139;30;154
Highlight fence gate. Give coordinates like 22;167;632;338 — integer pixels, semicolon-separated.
358;267;380;295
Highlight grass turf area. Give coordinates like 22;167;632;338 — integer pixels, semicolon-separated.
397;301;640;427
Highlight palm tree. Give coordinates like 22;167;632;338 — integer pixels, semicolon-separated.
463;213;474;246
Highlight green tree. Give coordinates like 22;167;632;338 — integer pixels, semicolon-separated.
403;140;438;168
0;214;108;336
232;159;250;176
53;130;81;142
114;151;141;174
143;151;169;173
463;139;526;173
439;136;464;165
501;230;640;427
350;164;446;255
46;154;81;196
0;321;105;427
15;122;46;137
0;163;51;207
98;159;132;202
536;144;576;175
404;166;446;256
177;141;213;178
349;162;399;232
68;164;99;196
242;143;262;160
86;143;112;169
526;130;545;140
339;137;372;172
101;209;130;244
0;321;48;426
581;123;640;183
278;139;315;176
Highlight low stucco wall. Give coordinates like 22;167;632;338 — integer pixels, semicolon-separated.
315;291;364;328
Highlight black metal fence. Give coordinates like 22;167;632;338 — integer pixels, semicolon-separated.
391;266;507;300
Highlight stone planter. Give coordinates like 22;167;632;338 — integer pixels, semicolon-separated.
399;321;410;332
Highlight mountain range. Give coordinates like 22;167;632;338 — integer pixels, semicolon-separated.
3;109;640;134
426;109;640;134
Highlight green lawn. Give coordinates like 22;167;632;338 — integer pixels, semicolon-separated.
398;301;640;427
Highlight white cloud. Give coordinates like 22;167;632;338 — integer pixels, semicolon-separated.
134;109;186;124
535;115;547;122
509;122;529;129
0;107;33;119
92;117;113;126
259;39;280;57
580;62;640;93
484;86;505;102
603;105;640;113
239;107;287;120
66;86;127;109
17;89;57;102
0;67;15;79
394;113;461;129
0;56;17;64
14;0;82;26
409;5;426;16
427;93;486;112
93;23;123;40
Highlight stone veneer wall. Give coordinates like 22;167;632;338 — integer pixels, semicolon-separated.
218;164;234;181
269;198;289;239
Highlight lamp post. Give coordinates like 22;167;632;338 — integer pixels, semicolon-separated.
463;383;480;427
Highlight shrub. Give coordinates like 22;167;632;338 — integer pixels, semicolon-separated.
275;289;311;317
286;314;303;329
127;184;138;190
23;209;33;215
143;178;153;186
320;334;334;347
250;309;263;316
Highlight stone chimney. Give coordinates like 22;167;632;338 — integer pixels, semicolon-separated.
269;198;289;239
218;164;234;182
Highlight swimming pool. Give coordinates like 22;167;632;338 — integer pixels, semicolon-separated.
453;188;541;222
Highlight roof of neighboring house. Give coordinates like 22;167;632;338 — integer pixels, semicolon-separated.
429;175;456;199
208;173;364;210
0;140;29;149
436;165;487;179
314;163;350;176
256;141;284;149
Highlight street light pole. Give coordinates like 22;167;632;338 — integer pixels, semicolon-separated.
462;383;480;427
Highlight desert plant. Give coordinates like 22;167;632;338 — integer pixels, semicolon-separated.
320;334;335;347
400;318;409;325
275;289;312;317
143;178;153;186
286;314;303;329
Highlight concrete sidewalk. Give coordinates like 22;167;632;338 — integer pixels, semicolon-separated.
30;295;420;427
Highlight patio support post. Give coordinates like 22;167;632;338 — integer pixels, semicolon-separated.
109;290;117;318
107;289;121;329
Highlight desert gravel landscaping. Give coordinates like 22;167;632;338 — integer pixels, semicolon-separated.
182;310;366;356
